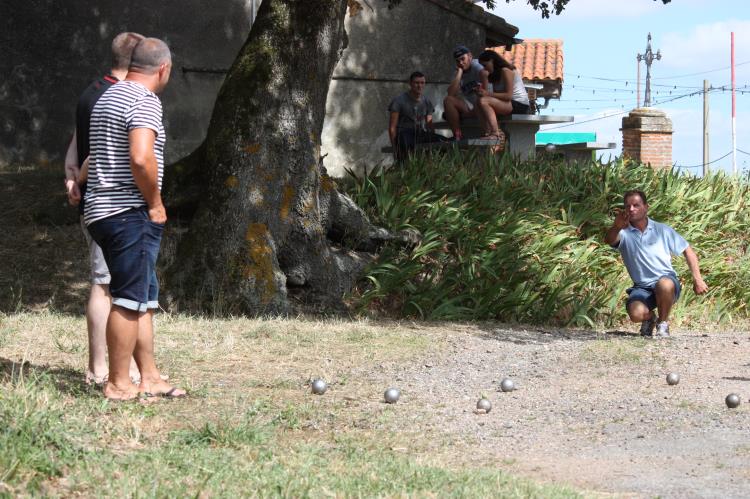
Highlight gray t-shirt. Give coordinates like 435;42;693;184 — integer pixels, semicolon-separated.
388;92;435;133
459;60;484;104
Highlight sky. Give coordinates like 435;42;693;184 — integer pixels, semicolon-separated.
486;0;750;175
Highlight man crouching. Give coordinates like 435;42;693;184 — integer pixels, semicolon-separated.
605;190;708;337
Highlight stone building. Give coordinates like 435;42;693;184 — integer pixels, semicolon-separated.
1;0;518;176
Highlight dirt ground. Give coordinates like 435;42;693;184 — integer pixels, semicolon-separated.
359;323;750;498
3;166;749;498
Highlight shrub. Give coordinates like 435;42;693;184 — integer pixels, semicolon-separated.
346;152;750;326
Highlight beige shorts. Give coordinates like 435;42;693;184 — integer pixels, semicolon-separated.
80;216;111;285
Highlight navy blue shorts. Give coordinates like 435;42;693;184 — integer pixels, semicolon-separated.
626;275;681;311
87;207;163;312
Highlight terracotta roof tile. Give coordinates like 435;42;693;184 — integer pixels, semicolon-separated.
490;39;564;83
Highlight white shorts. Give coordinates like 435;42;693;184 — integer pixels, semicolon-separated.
80;216;111;285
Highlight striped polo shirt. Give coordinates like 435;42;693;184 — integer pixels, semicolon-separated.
83;80;166;226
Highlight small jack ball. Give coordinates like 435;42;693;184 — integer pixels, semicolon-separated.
384;388;400;404
311;379;327;395
666;373;680;386
477;398;492;413
725;393;741;409
500;378;515;392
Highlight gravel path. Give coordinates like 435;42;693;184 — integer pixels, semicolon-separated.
355;324;750;498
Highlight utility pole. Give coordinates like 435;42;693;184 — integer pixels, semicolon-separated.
703;79;710;176
636;57;641;108
637;33;661;107
731;31;737;175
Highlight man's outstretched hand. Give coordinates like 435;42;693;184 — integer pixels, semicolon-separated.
693;277;709;295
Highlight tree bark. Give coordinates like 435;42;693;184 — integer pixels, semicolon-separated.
163;0;371;314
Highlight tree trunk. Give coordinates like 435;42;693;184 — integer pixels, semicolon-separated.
163;0;371;314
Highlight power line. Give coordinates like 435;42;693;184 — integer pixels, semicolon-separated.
543;87;719;129
674;151;733;169
563;60;750;83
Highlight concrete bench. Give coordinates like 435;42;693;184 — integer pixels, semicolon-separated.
432;114;574;159
538;141;617;162
380;138;503;154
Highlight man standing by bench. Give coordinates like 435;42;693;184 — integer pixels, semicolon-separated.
388;71;442;161
605;190;708;337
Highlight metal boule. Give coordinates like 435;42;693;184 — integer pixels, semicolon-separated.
500;378;515;392
666;373;680;386
725;393;741;409
311;378;328;395
544;143;556;153
476;398;492;413
384;387;400;404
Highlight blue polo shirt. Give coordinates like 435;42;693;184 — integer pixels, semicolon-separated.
613;218;689;288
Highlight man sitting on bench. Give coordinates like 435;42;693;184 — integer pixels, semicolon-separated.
443;45;488;141
387;71;444;161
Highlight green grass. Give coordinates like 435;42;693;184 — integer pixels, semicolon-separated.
0;359;579;498
344;152;750;326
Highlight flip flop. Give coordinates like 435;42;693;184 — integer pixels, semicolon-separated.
141;387;187;399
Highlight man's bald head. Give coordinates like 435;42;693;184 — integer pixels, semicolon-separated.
129;38;172;74
111;32;144;71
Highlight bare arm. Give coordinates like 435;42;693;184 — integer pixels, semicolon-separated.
683;246;708;294
604;209;630;246
78;156;89;185
64;133;81;206
491;68;514;101
447;66;463;97
129;128;166;224
388;111;399;147
425;114;433;131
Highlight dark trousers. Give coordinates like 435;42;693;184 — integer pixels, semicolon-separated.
395;129;446;161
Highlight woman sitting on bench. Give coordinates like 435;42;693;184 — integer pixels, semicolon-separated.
475;50;530;140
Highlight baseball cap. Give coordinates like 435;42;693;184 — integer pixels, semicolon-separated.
452;45;470;59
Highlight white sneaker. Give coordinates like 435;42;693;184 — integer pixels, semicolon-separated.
655;321;670;338
640;316;655;337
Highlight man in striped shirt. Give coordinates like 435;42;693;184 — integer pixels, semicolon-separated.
63;32;144;387
85;38;185;401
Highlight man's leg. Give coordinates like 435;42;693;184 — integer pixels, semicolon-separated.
86;283;110;382
395;129;416;162
626;286;657;336
134;217;185;397
133;310;185;396
103;305;140;400
626;300;652;323
654;276;677;322
443;95;470;139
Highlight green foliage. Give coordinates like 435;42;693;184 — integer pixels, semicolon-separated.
346;153;750;326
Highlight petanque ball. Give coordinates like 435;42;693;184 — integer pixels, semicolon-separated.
311;379;328;395
477;398;492;413
725;393;741;409
544;143;556;153
666;373;680;386
500;378;515;392
384;387;401;404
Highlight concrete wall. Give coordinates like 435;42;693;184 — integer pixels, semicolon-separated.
0;0;255;167
2;0;494;177
322;1;489;176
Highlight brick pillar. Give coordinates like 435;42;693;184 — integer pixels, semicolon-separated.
621;108;672;169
